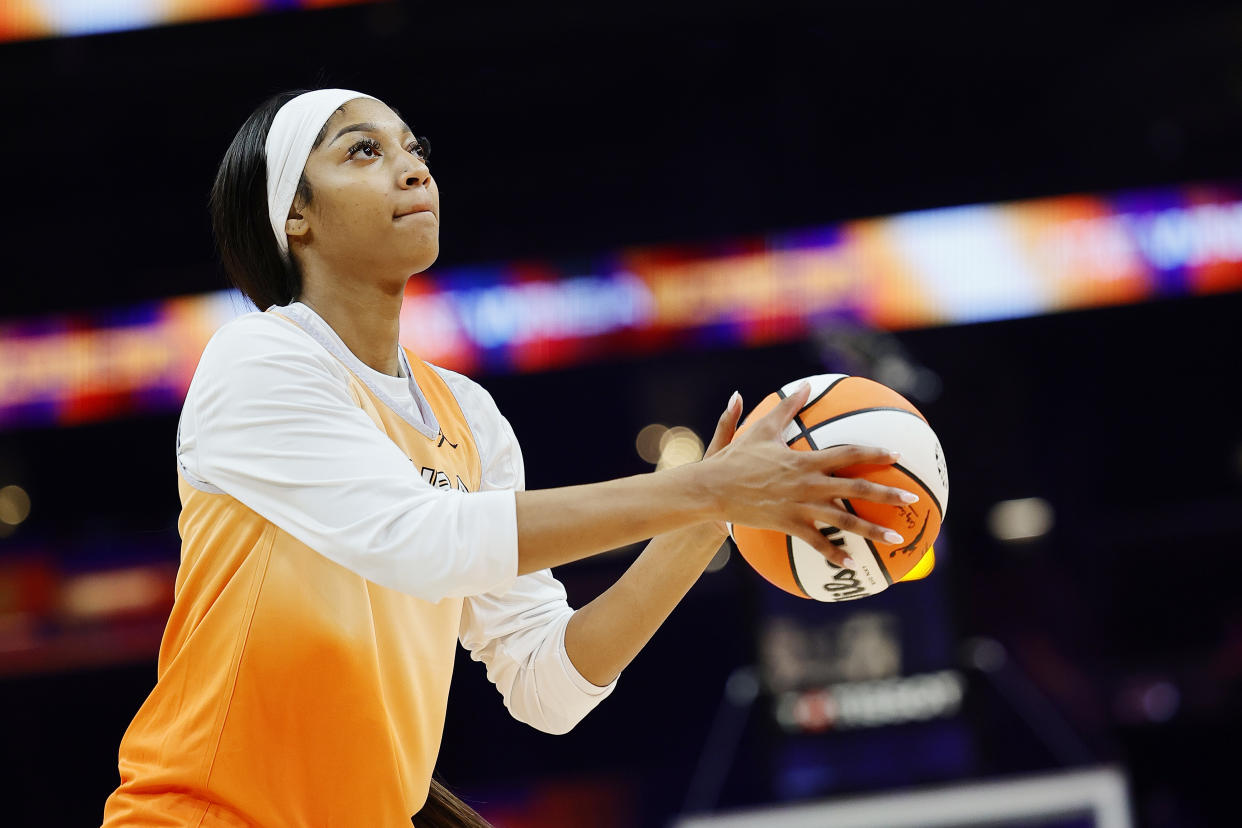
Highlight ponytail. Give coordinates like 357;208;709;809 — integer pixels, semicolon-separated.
413;776;494;828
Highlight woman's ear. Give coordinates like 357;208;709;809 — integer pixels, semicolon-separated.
285;205;309;239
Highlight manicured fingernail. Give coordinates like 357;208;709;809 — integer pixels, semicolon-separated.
898;490;919;504
887;450;902;460
883;530;904;544
796;381;811;394
728;390;741;411
843;556;857;569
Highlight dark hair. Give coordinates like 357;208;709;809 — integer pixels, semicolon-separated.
209;88;326;310
414;777;494;828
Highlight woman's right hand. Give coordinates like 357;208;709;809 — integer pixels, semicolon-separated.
697;382;917;567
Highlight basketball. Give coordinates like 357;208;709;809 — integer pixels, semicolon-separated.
727;374;949;602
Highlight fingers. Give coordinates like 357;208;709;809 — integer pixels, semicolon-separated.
807;471;918;507
703;391;742;459
753;381;810;437
811;444;903;471
791;525;853;569
804;503;905;547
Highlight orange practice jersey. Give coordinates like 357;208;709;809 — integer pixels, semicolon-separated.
102;338;482;827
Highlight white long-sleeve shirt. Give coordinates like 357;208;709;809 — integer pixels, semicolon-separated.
175;301;615;734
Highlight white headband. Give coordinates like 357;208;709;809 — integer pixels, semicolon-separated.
264;88;380;260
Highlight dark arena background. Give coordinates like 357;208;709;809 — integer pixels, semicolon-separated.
2;2;1241;826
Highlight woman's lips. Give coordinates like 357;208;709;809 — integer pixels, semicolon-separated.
394;204;434;218
394;208;435;220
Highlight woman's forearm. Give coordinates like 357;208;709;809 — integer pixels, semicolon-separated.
562;522;728;686
513;463;720;576
514;383;908;580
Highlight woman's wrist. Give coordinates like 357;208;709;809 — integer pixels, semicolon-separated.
674;517;729;546
701;520;729;547
665;457;725;525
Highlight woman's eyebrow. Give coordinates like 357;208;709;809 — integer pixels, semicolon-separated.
330;121;416;144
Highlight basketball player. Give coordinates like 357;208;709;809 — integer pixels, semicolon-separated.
100;88;915;827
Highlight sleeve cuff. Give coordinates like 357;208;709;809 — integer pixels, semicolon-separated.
556;614;619;697
461;488;520;596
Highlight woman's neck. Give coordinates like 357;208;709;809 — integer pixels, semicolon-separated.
296;281;404;377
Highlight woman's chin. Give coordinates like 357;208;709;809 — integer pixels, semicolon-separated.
404;243;439;275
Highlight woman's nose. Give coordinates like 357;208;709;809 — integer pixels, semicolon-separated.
401;160;430;188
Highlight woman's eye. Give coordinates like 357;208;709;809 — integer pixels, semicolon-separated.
347;138;381;159
346;136;428;163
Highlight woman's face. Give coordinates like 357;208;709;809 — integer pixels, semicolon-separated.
287;97;440;281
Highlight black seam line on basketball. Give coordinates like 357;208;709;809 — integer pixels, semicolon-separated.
791;415;814;448
893;461;943;517
737;386;787;432
777;387;816;447
805;406;927;433
841;498;893;586
786;533;812;599
806;375;850;410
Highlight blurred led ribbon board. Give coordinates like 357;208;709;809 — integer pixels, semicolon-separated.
0;0;378;43
3;182;1242;429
